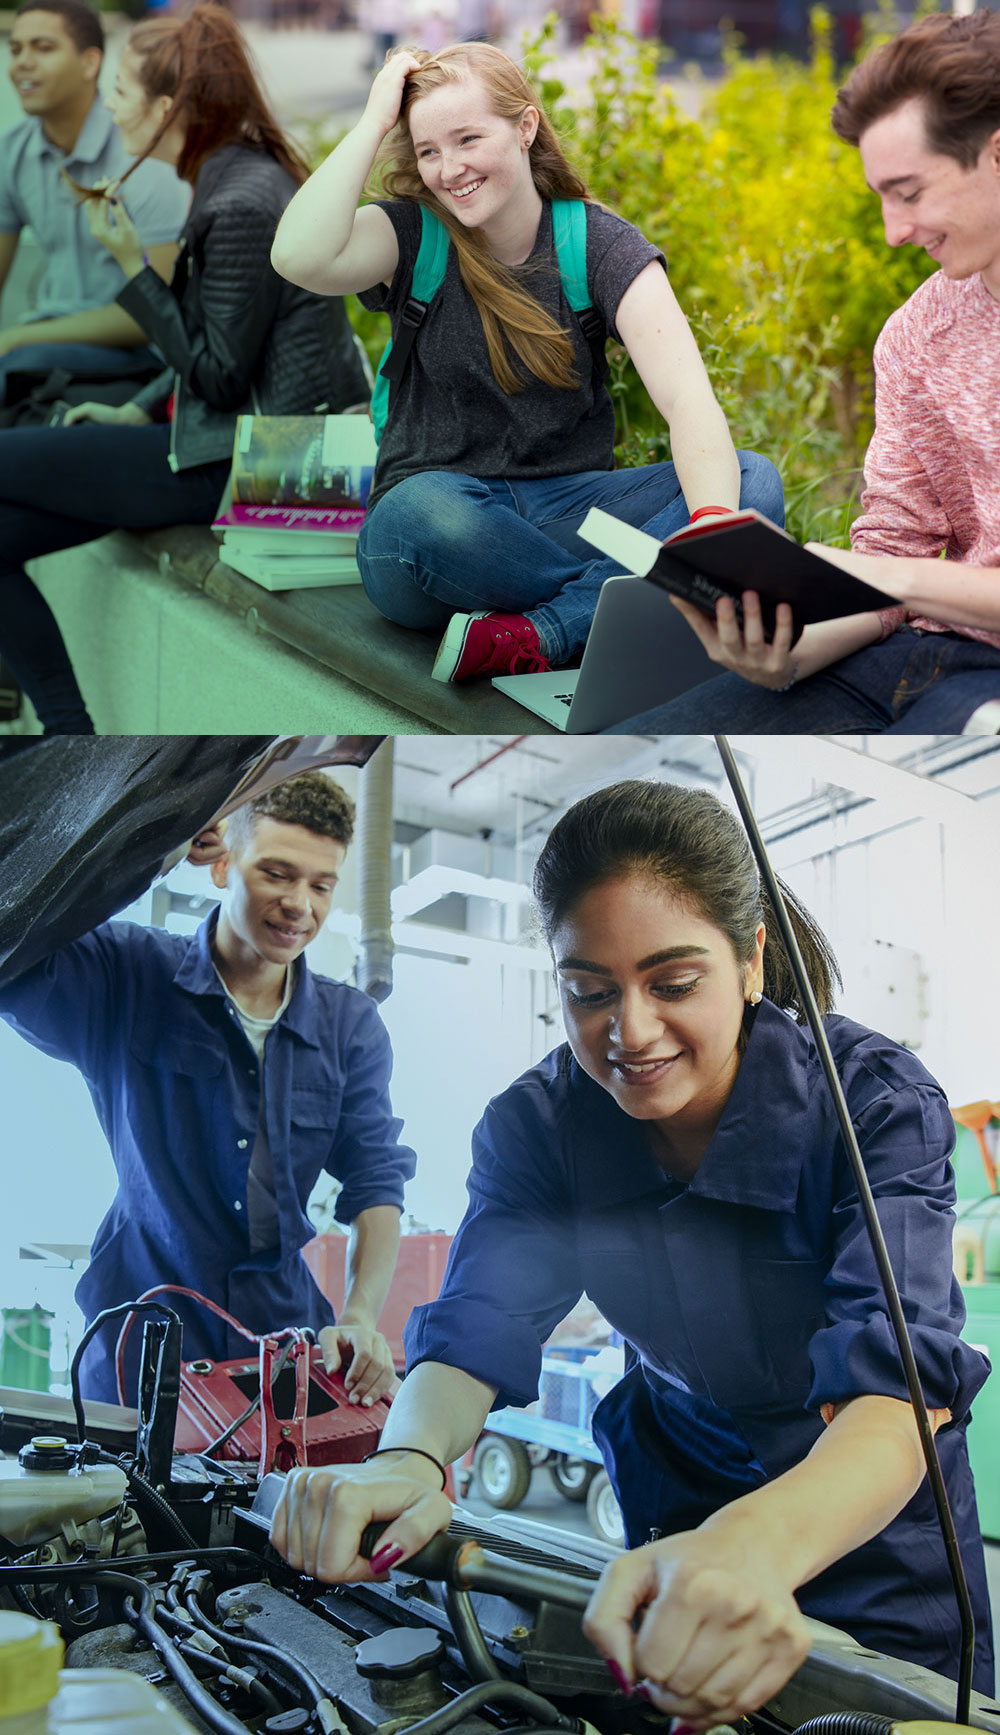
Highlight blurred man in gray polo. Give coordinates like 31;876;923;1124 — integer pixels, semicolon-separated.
0;0;189;404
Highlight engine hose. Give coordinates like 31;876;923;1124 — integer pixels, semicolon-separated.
10;1582;44;1621
125;1468;199;1550
794;1717;896;1735
389;1680;582;1735
443;1583;502;1683
0;1548;263;1586
92;1571;251;1735
91;1448;199;1552
156;1601;288;1720
175;1641;286;1718
184;1585;330;1716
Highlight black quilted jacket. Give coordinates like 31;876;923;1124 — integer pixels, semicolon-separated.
117;142;371;471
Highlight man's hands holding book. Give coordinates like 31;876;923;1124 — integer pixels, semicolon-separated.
669;589;799;689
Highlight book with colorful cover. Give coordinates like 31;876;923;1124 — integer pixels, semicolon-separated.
226;412;375;515
213;504;364;542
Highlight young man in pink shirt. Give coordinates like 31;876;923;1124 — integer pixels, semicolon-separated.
607;10;1000;735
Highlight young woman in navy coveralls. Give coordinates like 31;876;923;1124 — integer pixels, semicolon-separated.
271;779;993;1723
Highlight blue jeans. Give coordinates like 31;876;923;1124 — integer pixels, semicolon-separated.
606;626;1000;735
0;423;230;734
0;340;162;408
357;450;785;665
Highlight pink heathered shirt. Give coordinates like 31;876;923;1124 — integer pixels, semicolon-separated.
850;269;1000;650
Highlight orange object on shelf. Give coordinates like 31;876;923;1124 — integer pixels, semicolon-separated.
951;1101;1000;1195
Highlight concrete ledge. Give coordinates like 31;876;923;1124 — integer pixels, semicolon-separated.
139;525;556;734
21;526;555;735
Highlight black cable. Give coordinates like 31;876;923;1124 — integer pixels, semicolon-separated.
716;734;976;1725
443;1583;503;1682
0;1547;265;1587
10;1581;45;1620
109;1498;126;1558
87;1445;198;1549
89;1570;251;1735
200;1336;297;1459
69;1300;183;1444
184;1582;329;1717
175;1641;286;1718
123;1466;199;1550
388;1680;582;1735
156;1603;292;1721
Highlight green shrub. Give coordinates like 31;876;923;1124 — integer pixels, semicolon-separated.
319;10;936;544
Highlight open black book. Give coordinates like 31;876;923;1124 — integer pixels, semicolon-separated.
579;507;897;645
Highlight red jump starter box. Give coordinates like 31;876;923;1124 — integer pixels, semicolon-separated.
174;1338;390;1476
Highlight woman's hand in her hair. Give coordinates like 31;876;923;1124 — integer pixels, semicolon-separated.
85;185;146;277
583;1531;810;1729
363;49;425;138
63;401;152;427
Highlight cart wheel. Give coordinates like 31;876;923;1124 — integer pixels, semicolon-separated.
473;1435;532;1509
586;1470;625;1546
548;1454;598;1502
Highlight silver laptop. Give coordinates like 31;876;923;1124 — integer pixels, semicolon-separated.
492;511;717;731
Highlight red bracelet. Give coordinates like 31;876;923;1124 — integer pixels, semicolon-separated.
688;505;732;523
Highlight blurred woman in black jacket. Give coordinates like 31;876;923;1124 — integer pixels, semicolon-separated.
0;3;370;734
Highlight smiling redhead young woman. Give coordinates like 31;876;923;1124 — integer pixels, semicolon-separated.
270;46;783;685
270;778;994;1724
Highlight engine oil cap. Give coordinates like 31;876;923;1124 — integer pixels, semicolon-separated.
355;1628;445;1678
18;1435;77;1472
0;1610;64;1714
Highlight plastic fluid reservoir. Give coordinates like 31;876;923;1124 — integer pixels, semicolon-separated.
0;1612;199;1733
0;1439;127;1548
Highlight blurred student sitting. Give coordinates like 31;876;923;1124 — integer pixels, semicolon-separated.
0;0;188;408
0;1;371;737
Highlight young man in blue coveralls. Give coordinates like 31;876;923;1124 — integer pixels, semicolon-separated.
0;770;416;1405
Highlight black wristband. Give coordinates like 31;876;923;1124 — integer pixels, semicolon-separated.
361;1446;447;1489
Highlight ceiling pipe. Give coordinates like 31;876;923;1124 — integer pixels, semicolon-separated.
449;737;528;794
355;738;395;1003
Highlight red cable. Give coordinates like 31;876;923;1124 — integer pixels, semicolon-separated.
113;1283;306;1403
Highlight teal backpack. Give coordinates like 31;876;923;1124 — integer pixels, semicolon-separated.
370;198;606;443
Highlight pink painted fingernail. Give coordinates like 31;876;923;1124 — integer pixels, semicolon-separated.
669;1722;697;1735
369;1544;404;1575
606;1661;633;1694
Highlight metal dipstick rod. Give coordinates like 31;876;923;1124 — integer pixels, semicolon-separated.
360;1525;593;1611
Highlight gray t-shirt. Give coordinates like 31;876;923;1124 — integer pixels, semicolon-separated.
359;198;663;510
0;97;189;320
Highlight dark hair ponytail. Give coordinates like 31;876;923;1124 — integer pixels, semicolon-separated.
114;2;309;190
532;779;841;1020
756;879;840;1016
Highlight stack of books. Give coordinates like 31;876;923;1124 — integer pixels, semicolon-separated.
213;413;378;592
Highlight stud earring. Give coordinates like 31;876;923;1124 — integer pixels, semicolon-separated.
747;990;762;1006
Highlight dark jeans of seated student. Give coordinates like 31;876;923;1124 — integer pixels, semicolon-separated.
0;424;230;735
604;626;1000;735
0;340;163;407
356;450;785;666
